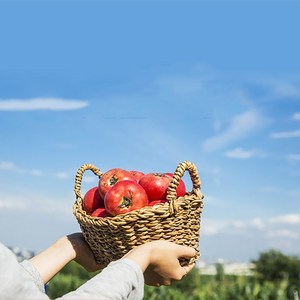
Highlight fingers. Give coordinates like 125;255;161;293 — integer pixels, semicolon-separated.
182;265;188;277
179;264;195;280
175;244;197;259
182;263;195;276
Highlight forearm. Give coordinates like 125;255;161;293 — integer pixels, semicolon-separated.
30;236;76;284
57;259;144;300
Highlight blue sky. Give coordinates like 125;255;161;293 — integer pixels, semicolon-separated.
0;1;299;263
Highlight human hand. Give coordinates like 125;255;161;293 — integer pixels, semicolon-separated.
124;240;196;286
30;233;103;284
67;233;105;272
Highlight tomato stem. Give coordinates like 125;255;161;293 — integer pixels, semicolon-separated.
109;175;119;186
119;191;133;209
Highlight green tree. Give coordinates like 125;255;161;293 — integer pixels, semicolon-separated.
252;249;300;282
252;249;300;299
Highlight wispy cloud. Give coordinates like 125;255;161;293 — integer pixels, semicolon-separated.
55;172;69;179
0;98;89;111
259;78;300;100
292;112;300;121
269;112;300;139
157;75;205;96
224;147;264;159
269;214;300;225
202;214;300;242
0;192;71;215
0;160;70;179
0;161;18;171
0;161;43;176
286;154;300;161
203;110;266;152
266;229;299;239
270;129;300;139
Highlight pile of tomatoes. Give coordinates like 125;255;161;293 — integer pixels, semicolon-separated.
82;168;186;217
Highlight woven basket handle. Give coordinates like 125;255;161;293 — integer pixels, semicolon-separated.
166;161;202;213
74;164;102;200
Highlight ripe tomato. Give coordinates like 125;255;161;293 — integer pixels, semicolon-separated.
129;170;145;182
104;180;149;216
91;207;110;218
98;168;136;198
165;173;186;197
139;173;172;201
83;186;104;214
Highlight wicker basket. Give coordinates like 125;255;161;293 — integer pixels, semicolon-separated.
73;160;204;267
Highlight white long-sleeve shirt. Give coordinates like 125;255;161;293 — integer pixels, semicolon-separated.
0;242;144;300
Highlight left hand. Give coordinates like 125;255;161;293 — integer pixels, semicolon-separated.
67;233;105;272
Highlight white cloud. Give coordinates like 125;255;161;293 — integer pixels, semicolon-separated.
0;98;89;111
224;147;263;159
202;214;300;239
269;214;300;225
0;161;17;171
203;110;265;151
0;161;70;180
0;191;71;215
0;198;28;210
249;218;265;230
202;219;226;236
266;229;299;239
270;129;300;139
55;172;69;179
292;112;300;121
202;223;219;236
287;154;300;161
29;169;43;176
0;161;43;176
261;79;300;99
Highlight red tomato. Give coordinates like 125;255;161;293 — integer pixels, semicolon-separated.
129;170;145;182
148;199;167;206
91;207;110;218
104;180;149;216
165;173;186;197
98;168;136;198
83;186;104;214
139;173;172;201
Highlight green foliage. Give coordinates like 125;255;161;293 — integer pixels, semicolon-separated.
47;273;83;299
252;249;300;282
251;249;300;298
47;250;300;300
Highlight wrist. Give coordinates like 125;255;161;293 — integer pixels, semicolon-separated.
57;235;77;261
124;243;153;273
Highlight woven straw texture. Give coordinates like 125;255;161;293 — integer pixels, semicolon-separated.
73;160;204;267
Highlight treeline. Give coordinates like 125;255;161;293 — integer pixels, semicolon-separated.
47;249;300;299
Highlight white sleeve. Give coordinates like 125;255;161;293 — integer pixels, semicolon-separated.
0;242;144;300
57;258;145;300
0;242;49;300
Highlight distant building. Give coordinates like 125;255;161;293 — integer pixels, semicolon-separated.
197;260;255;276
8;246;35;262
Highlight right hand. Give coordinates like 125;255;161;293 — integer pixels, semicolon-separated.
124;240;196;286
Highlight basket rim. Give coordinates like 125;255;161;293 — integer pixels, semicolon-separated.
73;190;204;226
73;160;204;225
